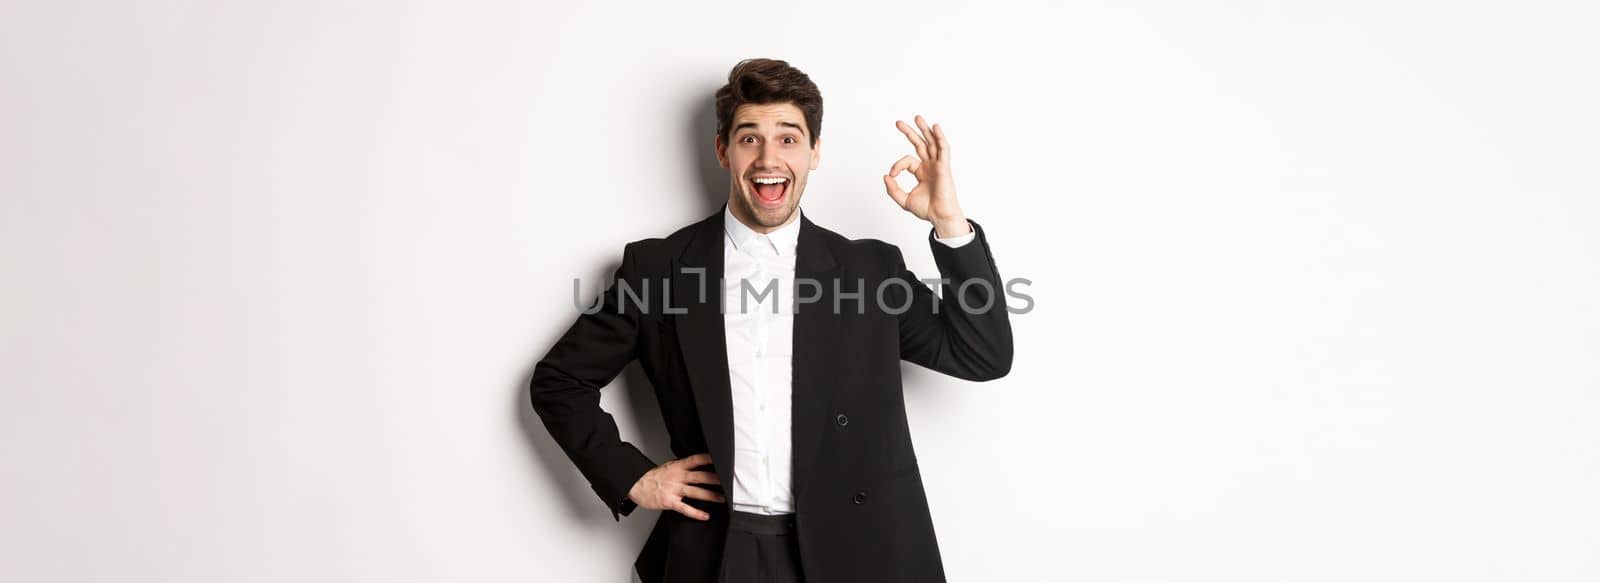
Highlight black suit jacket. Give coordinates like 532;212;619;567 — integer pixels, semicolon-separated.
529;205;1013;583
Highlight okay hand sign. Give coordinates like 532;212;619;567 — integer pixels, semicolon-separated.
883;114;969;238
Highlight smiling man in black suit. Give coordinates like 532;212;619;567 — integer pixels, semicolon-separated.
529;57;1013;583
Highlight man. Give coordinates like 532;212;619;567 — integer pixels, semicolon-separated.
529;58;1012;583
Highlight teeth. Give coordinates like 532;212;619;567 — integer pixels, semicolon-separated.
752;177;788;185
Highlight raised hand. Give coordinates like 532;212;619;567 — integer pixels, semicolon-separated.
627;453;725;521
883;114;969;238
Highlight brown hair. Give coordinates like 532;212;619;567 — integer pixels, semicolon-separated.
715;58;823;149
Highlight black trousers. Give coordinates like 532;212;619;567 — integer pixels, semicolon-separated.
718;511;805;583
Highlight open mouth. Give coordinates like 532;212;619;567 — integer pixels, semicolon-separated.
749;176;789;206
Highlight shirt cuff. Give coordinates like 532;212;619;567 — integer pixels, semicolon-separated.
933;221;976;248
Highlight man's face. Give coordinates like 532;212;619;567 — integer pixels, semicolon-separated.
716;102;820;232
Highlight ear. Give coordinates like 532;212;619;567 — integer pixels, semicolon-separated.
809;137;821;171
715;133;729;169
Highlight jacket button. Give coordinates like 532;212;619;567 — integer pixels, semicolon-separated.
835;413;849;427
853;491;868;504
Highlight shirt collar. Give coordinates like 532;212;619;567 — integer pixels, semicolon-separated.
724;205;801;257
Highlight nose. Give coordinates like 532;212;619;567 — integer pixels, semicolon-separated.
756;141;782;168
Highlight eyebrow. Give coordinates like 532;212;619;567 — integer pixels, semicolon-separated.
733;121;806;135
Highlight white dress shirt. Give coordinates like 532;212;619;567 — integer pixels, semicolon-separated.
721;206;974;515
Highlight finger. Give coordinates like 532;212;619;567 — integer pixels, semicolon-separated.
681;485;726;503
888;154;918;177
932;123;951;162
915;115;939;160
883;174;910;208
895;120;930;161
686;471;720;485
673;500;711;521
681;453;714;468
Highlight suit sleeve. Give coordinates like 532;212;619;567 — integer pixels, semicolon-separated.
528;242;658;522
892;219;1015;381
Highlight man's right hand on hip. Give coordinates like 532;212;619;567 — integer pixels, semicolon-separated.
627;452;725;521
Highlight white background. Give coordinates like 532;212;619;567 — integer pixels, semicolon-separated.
3;1;1598;581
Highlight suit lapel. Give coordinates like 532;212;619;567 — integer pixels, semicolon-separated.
671;207;840;507
672;208;735;493
790;213;840;505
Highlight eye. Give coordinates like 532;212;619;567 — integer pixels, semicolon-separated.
783;136;796;144
741;135;756;144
